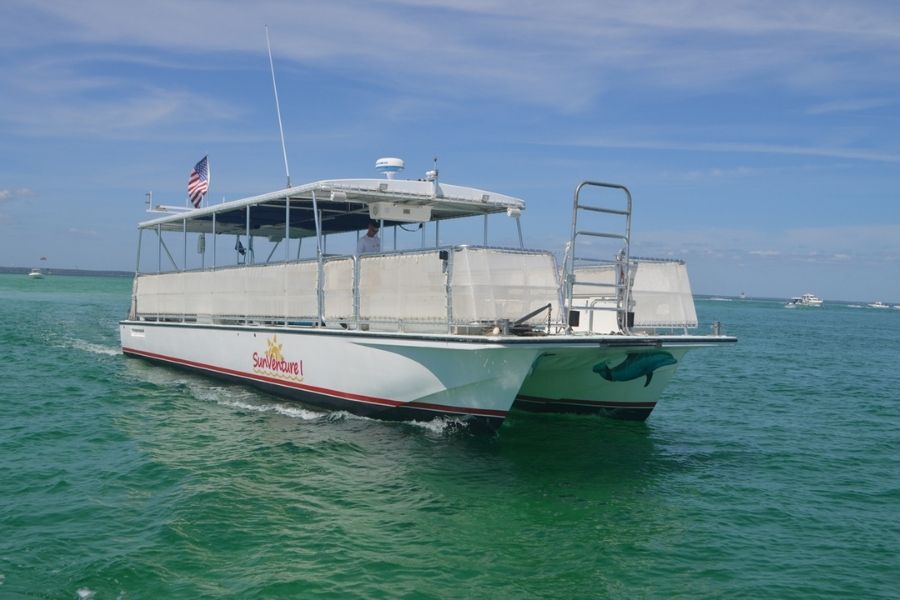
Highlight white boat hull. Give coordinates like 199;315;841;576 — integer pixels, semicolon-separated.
515;346;690;421
121;321;722;429
120;321;544;431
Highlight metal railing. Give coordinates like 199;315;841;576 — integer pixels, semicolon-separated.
131;245;562;335
564;181;633;333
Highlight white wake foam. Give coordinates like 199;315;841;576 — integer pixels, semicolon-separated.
218;398;325;421
70;339;120;356
405;416;469;434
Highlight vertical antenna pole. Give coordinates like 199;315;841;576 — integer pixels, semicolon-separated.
266;25;291;188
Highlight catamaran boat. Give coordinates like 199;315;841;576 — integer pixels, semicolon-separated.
119;159;736;431
785;293;823;308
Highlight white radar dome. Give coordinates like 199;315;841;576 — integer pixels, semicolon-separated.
375;157;405;179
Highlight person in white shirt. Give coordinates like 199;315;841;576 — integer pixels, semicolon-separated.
356;219;381;254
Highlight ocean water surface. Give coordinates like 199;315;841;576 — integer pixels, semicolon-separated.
1;273;898;598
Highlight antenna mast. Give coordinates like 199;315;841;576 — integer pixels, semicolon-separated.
266;25;291;188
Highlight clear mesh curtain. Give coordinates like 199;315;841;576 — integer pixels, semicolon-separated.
323;258;354;321
136;271;184;316
134;274;158;315
209;267;247;317
243;264;287;318
182;269;211;316
135;262;322;321
571;265;617;298
451;248;559;323
284;262;319;320
631;261;698;327
358;252;447;323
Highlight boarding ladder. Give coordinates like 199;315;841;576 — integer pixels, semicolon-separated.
563;181;633;333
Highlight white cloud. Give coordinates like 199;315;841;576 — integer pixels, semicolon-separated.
550;137;900;164
0;188;35;203
635;224;900;264
0;53;243;139
3;1;900;111
68;228;98;237
807;97;897;115
9;87;241;138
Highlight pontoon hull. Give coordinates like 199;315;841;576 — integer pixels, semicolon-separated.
515;346;691;421
120;321;543;431
121;321;713;429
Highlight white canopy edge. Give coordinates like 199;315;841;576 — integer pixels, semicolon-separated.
138;178;526;230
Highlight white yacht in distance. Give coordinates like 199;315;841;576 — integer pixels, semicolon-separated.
785;293;823;308
119;159;736;431
868;301;889;309
28;268;44;279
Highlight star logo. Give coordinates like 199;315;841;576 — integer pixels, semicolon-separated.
265;335;284;362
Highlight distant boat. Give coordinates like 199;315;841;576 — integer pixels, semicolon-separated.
739;291;747;299
785;293;823;308
709;296;732;302
868;301;889;309
28;268;44;279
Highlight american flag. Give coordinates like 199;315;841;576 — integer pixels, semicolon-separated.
188;156;210;208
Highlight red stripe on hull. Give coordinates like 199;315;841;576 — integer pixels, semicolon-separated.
122;346;507;418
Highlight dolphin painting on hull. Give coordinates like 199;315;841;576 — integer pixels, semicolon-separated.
593;351;678;387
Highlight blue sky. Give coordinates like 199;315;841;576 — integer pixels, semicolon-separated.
1;1;899;302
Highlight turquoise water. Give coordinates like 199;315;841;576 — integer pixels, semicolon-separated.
1;273;898;598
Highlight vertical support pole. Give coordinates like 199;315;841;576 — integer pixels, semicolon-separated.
135;229;143;275
483;214;488;245
212;212;217;269
245;206;251;264
132;229;143;321
311;191;324;326
156;226;161;321
182;218;187;322
285;195;290;263
353;255;360;330
284;195;290;325
621;187;633;335
515;216;524;248
445;249;454;334
435;220;440;248
157;224;162;274
565;185;582;330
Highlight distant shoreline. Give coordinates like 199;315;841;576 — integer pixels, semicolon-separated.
2;270;892;304
0;266;133;278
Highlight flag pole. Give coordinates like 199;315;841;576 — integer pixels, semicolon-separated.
266;25;291;189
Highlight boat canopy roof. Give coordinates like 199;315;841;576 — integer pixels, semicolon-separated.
139;178;525;237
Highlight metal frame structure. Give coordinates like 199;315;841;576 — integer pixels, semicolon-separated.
564;181;633;334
